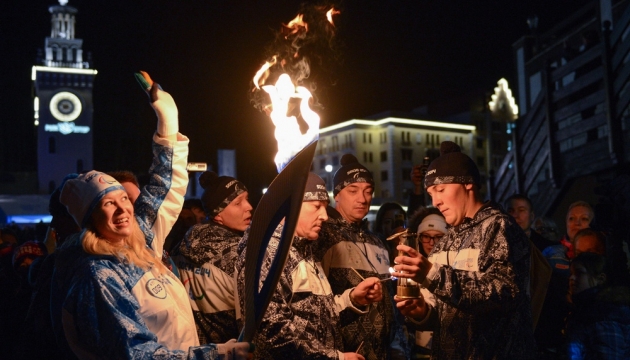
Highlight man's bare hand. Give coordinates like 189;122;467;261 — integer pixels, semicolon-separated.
351;277;383;306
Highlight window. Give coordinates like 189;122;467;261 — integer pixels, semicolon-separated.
476;138;484;149
401;148;412;161
332;156;339;166
320;158;325;170
381;171;389;181
477;156;485;167
369;152;373;163
369;134;372;143
363;133;366;143
416;133;422;144
363;151;368;163
402;131;411;145
380;151;388;162
332;136;339;152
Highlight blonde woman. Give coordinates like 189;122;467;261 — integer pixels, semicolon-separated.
50;74;249;359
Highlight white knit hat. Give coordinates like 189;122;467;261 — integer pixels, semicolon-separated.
60;170;125;227
417;214;448;235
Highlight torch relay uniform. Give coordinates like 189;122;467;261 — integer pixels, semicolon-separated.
174;221;243;344
51;135;224;359
423;201;536;359
315;207;408;360
236;223;367;359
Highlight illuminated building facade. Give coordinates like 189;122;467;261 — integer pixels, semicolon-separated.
313;114;478;208
32;0;97;193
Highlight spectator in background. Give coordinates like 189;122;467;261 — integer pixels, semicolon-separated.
539;201;594;357
543;201;594;269
12;240;46;281
504;194;552;331
573;228;606;257
13;179;81;360
505;194;555;251
108;170;141;203
405;209;447;358
565;252;630;359
407;158;431;214
173;171;252;344
407;208;446;259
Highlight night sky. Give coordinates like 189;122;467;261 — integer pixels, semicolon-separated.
1;0;585;202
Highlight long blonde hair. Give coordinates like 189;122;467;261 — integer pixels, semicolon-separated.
82;219;167;274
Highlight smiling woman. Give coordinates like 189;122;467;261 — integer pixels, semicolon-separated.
48;74;251;360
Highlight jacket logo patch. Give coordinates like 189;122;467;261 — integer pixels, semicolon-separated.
146;278;167;299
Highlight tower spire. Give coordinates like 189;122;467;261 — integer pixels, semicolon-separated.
43;1;89;68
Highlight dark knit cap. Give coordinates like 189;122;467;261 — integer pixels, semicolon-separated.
424;141;481;189
333;154;375;196
303;173;329;201
199;171;247;217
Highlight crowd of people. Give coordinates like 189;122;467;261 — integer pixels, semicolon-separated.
1;77;630;359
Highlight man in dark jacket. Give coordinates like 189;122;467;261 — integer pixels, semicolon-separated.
394;141;536;359
315;154;408;360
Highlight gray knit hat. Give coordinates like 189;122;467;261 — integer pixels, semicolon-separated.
60;171;125;227
424;141;481;189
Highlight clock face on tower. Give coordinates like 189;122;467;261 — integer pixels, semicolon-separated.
49;91;83;122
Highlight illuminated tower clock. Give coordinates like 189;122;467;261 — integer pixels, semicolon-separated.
32;0;97;193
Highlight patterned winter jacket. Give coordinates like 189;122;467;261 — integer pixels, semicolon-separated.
424;201;536;359
236;224;366;359
173;221;242;344
315;207;408;360
51;134;223;359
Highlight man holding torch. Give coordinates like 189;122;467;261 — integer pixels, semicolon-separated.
236;173;381;359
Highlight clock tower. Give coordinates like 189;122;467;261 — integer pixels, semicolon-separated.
32;0;97;193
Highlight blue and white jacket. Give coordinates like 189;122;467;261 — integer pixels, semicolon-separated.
51;134;223;359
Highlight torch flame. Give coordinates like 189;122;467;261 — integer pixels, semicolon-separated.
389;266;398;281
326;8;340;26
261;73;319;173
253;56;278;90
285;14;308;35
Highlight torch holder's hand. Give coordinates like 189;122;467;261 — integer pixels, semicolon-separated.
393;244;432;284
394;295;429;322
134;71;178;138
